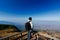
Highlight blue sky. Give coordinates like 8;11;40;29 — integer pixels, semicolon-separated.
0;0;60;22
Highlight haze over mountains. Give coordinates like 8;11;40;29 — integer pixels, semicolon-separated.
0;20;60;31
33;20;60;31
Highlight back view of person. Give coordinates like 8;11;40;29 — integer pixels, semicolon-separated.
25;17;33;40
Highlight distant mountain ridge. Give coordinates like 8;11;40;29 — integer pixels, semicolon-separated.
0;21;25;31
33;21;60;31
0;21;60;31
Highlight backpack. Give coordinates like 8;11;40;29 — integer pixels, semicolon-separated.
25;22;31;31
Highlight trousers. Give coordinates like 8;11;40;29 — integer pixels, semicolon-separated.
27;30;32;40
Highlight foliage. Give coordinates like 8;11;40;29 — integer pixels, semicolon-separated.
0;24;15;30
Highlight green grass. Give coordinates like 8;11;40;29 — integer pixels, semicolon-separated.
0;24;15;30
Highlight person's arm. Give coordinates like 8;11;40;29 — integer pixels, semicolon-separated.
30;22;34;29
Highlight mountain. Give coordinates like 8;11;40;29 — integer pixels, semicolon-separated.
0;20;60;31
0;21;25;31
33;20;60;31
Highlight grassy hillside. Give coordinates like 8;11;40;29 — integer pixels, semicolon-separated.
0;24;16;30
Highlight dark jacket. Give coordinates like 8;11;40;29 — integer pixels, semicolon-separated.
25;21;31;31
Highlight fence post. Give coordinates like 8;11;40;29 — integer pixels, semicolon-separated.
20;32;22;40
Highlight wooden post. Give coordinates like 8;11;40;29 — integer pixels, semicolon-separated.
20;32;22;40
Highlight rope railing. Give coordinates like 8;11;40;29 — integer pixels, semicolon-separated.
0;31;37;40
0;32;20;40
0;31;27;40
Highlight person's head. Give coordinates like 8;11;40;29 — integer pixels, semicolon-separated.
37;34;40;36
52;39;54;40
28;17;32;21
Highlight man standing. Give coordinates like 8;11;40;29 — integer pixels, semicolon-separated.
25;17;33;40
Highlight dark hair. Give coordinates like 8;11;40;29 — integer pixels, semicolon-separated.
29;17;32;20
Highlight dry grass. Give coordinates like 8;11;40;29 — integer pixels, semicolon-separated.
0;29;17;37
0;29;28;40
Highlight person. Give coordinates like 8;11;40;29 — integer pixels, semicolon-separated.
25;17;33;40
